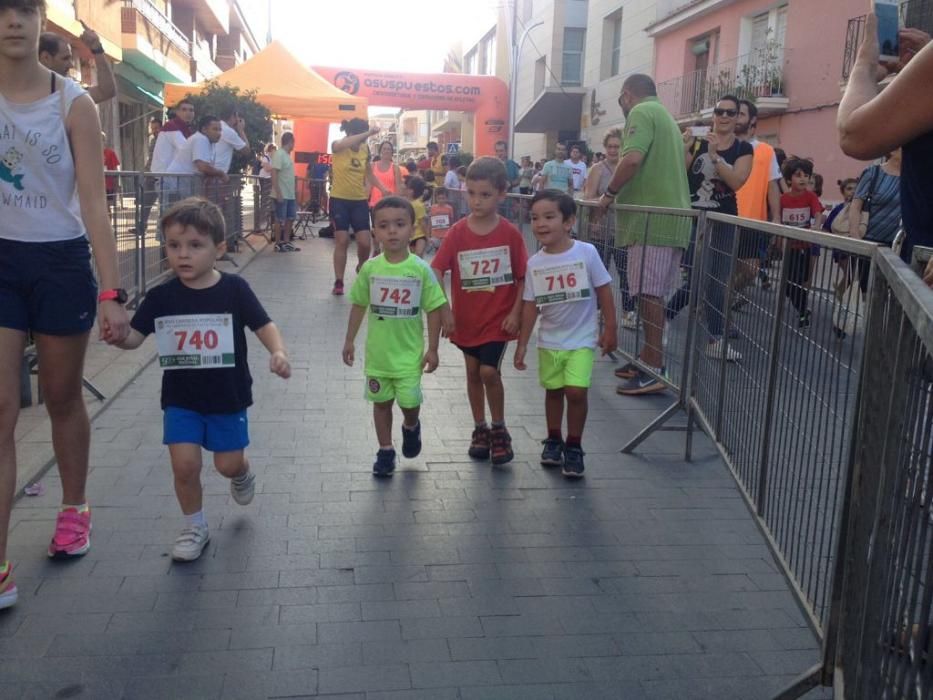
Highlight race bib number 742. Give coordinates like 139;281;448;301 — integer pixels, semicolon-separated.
370;276;422;318
154;314;235;369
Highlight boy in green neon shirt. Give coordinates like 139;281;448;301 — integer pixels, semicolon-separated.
343;196;449;476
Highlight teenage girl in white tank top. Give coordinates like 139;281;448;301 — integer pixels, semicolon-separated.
0;0;130;608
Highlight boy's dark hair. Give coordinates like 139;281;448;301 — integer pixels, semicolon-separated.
38;32;64;56
782;156;814;181
372;195;415;225
176;98;194;110
424;170;436;183
405;160;418;174
434;186;448;199
739;99;758;123
281;131;295;146
198;115;219;132
407;176;426;198
774;147;787;168
4;0;46;11
531;189;576;221
456;166;467;176
465;156;508;192
161;197;226;245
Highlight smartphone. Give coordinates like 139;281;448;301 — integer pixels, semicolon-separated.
876;0;901;63
690;125;711;138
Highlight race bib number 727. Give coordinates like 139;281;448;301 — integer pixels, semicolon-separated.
154;314;235;369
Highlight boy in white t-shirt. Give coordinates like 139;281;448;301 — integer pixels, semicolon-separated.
514;190;617;478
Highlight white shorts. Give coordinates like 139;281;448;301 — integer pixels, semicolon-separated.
627;245;683;299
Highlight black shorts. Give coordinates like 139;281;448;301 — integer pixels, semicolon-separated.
330;197;371;234
0;237;97;335
456;341;508;370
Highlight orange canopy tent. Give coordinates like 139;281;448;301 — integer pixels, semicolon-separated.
163;40;367;121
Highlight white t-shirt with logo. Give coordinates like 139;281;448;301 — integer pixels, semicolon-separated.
522;240;612;350
564;159;588;192
214;121;247;174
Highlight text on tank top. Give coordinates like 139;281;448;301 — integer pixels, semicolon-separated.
331;144;370;201
0;75;86;242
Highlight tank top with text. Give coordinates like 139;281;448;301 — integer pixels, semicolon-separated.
0;75;86;242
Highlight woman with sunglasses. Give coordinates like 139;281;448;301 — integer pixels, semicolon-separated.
683;95;753;362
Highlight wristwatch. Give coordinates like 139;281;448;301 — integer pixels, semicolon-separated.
98;288;128;304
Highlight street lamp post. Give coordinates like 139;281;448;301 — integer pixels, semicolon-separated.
509;20;543;162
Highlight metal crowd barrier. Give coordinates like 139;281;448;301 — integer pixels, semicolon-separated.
501;192;933;698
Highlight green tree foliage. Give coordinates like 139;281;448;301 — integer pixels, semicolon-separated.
177;82;274;173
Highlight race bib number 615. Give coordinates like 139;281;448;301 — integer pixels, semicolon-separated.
155;314;235;370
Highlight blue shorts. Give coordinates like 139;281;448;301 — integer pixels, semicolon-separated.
0;237;97;335
163;406;250;452
330;197;371;234
274;199;296;221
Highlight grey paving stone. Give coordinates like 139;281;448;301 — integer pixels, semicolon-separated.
400;615;484;640
361;638;452;665
317;620;402;644
272;642;363;671
410;659;501;688
220;669;318;699
317;663;411;694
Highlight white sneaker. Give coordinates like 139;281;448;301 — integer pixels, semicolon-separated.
231;471;256;506
171;525;210;562
706;338;742;362
621;311;638;329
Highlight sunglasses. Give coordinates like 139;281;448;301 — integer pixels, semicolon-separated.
713;108;737;117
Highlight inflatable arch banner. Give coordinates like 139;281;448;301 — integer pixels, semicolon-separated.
311;67;510;157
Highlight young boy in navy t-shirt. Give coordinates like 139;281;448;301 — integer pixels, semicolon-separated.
115;198;291;561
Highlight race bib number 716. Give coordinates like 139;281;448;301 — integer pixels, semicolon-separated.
154;314;235;370
532;260;592;306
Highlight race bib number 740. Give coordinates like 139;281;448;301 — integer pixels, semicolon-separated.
532;260;592;306
155;314;235;370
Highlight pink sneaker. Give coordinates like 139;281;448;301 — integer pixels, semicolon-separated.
0;564;16;610
48;507;91;558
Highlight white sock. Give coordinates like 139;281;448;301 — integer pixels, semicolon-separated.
184;510;207;529
232;471;251;485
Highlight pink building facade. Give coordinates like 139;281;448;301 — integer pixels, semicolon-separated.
648;0;870;200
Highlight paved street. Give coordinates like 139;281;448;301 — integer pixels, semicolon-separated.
2;237;831;699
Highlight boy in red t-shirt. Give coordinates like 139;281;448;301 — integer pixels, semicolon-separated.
779;157;824;328
432;158;527;465
426;187;455;255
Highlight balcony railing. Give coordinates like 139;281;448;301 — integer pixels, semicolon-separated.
842;0;933;80
658;48;789;119
122;0;191;58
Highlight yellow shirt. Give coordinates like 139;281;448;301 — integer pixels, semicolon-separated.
411;198;428;241
331;144;370;201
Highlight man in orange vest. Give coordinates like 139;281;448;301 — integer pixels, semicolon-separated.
735;99;782;290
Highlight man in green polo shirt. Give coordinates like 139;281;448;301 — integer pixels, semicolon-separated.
597;73;691;396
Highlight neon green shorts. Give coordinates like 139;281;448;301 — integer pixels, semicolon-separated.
538;348;595;390
364;375;423;408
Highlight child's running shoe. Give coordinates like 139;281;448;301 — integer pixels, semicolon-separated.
540;438;564;467
468;426;491;460
172;525;210;562
48;507;91;559
231;471;256;506
332;280;345;296
0;563;17;610
490;427;514;466
401;422;422;459
562;446;585;479
373;448;397;477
